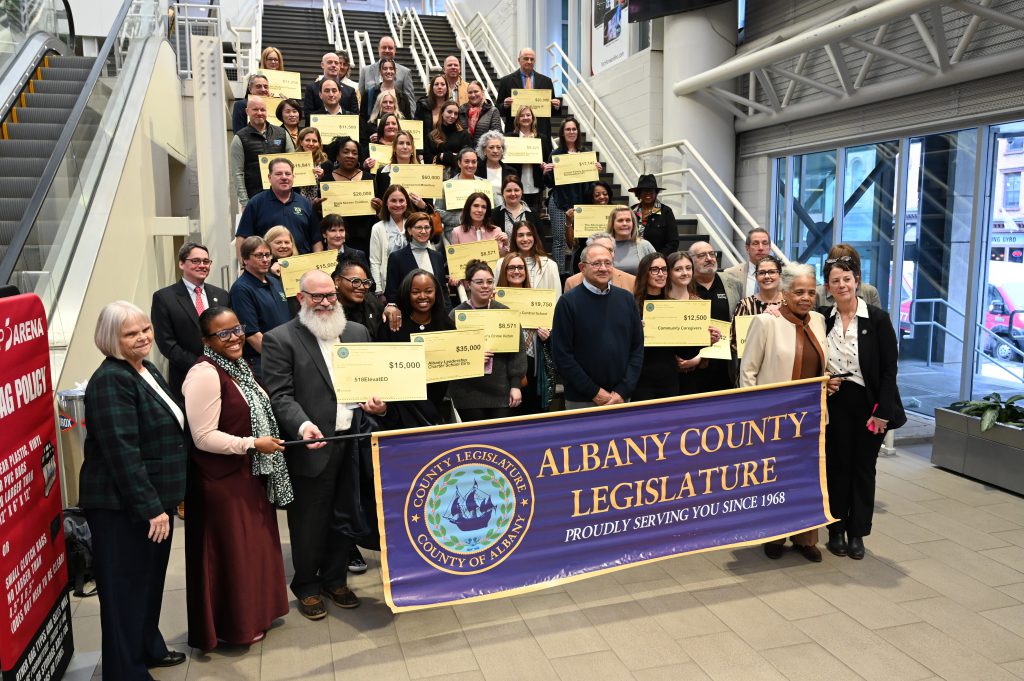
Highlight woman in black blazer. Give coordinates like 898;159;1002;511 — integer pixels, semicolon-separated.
821;256;906;561
384;211;451;310
78;301;188;677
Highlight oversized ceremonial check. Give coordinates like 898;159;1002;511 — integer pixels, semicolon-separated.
503;137;543;164
699;319;733;360
454;308;520;353
401;119;425;150
553;151;599;185
511;88;552;117
277;250;339;296
643;299;711;346
332;343;427;402
372;378;833;611
494;287;558;329
259;151;316;188
444;239;501;277
410;328;486;382
320;180;377;216
368;143;393;173
309;114;360;142
263;69;302;98
572;204;615;238
443;178;493;208
388;164;444;198
735;315;755;359
264;95;285;126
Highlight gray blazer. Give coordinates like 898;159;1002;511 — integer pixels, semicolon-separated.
261;317;371;478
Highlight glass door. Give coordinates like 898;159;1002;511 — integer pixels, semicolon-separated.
972;121;1024;398
895;129;978;414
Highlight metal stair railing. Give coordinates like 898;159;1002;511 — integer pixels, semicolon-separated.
224;0;261;77
333;1;352;59
445;0;500;101
395;6;440;91
352;29;374;71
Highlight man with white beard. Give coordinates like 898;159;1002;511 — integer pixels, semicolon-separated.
262;270;387;620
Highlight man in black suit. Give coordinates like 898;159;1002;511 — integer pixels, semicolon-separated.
262;269;387;620
495;47;561;139
303;52;358;119
151;242;230;400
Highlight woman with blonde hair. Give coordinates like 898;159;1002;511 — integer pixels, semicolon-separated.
606;205;654;275
260;46;284;70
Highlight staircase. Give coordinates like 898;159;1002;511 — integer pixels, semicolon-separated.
0;54;95;268
260;5;332;85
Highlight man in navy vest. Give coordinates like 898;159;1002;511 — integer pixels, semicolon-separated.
230;96;294;209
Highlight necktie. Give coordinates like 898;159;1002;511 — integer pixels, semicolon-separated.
525;74;532;89
194;286;205;314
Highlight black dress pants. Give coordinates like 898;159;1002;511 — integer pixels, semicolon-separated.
87;508;174;681
826;381;886;537
286;439;354;599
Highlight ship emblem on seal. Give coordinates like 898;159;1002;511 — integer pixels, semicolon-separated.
405;444;534;575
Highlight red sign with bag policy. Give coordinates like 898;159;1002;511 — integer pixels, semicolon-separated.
0;294;72;680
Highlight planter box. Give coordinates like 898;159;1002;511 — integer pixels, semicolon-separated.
932;407;1024;495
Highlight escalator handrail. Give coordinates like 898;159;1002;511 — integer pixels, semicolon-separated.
0;0;136;285
0;32;69;124
62;0;76;46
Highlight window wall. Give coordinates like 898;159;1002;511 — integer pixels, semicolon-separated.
769;121;1024;415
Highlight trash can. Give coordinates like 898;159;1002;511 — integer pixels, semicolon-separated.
56;388;87;508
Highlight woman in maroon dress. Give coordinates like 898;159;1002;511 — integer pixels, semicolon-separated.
182;307;292;650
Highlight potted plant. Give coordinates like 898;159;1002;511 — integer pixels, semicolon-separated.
932;393;1024;494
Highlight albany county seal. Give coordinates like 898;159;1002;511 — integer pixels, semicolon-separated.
405;444;534;575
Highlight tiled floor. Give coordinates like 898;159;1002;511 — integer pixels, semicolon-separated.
66;444;1024;681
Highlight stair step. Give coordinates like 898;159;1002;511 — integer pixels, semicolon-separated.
20;92;78;109
38;67;92;82
0;139;55;157
0;158;48;177
30;79;86;95
12;108;70;124
0;198;31;222
0;179;42;199
4;122;64;141
44;56;94;69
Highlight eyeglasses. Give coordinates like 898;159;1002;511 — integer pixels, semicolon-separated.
185;258;213;266
302;291;339;303
505;265;526;272
692;251;718;261
339;277;374;289
470;278;495;286
756;270;779;278
409;224;432;232
582;260;614;269
205;324;246;341
648;266;668;274
250;252;272;260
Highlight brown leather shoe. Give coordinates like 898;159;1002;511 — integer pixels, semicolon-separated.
797;544;823;563
297;595;327;620
322;585;360;609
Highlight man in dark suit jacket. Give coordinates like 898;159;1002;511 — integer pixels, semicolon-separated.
262;269;388;620
151;242;230;400
495;48;561;139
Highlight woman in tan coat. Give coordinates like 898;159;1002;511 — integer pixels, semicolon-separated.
740;263;837;562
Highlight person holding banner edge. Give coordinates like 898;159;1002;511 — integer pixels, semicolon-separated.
739;263;839;563
79;301;187;676
822;255;905;560
261;269;387;620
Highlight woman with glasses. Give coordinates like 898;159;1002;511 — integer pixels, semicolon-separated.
731;255;784;357
632;253;678;401
497;253;554;414
821;256;905;560
448;260;527;421
740;263;836;563
379;269;455;426
607;206;655;276
182;307;290;650
334;254;384;339
384;211;450;310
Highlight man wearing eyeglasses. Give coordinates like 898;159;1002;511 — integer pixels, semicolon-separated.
230;236;292;378
689;240;744;390
152;242;231;400
552;241;644;410
723;228;773;297
262;269;387;621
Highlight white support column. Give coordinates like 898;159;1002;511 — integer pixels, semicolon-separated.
661;1;737;238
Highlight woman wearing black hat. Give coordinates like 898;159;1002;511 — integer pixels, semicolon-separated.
629;174;678;256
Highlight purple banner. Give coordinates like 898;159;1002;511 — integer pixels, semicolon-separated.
373;378;831;611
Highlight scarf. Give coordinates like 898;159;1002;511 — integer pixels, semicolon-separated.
202;347;294;507
385;218;406;255
467;106;482;136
